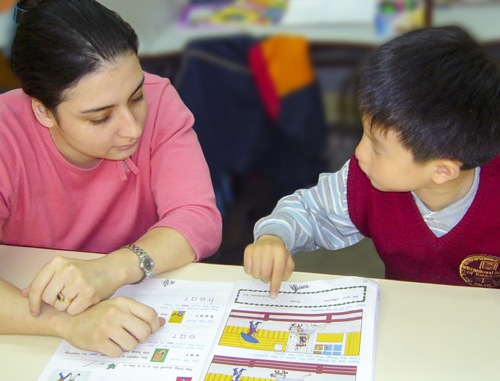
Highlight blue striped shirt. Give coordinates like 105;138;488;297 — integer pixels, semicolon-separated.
254;160;479;254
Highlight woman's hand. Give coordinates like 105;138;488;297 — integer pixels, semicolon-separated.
244;235;295;299
22;228;199;318
22;255;127;317
0;277;165;358
59;296;166;358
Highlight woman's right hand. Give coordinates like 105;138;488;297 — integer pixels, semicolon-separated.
59;296;166;358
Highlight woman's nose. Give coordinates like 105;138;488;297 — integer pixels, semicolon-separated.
119;110;142;139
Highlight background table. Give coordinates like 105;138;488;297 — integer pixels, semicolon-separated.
2;2;500;56
1;244;500;380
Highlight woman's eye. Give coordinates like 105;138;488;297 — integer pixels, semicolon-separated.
90;115;110;125
131;94;144;104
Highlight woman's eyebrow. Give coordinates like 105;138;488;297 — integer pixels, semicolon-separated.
129;76;145;98
79;76;145;114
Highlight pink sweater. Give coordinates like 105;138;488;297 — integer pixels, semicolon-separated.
0;73;222;260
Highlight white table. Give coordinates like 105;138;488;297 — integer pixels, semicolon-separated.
1;244;500;380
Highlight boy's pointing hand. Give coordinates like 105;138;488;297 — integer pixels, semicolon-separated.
244;235;295;299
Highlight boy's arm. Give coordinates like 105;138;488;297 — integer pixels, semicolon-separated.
255;160;363;254
245;160;364;295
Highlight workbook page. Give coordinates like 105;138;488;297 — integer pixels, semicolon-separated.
37;279;233;381
203;277;380;381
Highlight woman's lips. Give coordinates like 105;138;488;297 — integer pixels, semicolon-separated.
116;142;137;151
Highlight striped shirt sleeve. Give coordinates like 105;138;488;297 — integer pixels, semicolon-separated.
254;159;364;254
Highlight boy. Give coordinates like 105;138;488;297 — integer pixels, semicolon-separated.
244;26;500;298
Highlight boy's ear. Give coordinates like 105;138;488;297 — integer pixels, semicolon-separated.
31;98;57;129
431;159;462;185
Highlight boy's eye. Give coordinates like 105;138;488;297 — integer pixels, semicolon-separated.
90;115;110;125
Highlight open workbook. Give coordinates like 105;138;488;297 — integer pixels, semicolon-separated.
38;276;380;381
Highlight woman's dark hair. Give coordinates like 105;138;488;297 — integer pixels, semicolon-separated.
356;26;500;170
11;0;139;112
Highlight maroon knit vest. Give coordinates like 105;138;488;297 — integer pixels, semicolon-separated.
347;155;500;287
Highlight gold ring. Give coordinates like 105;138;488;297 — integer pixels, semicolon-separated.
57;292;73;303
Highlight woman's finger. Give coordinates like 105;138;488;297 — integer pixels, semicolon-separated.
106;299;161;350
66;292;97;316
98;338;126;359
127;299;163;335
109;325;140;353
53;289;77;312
28;266;57;317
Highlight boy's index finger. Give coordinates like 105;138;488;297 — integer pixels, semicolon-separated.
268;248;289;299
269;271;284;299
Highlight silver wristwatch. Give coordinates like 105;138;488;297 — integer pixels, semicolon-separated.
123;244;154;284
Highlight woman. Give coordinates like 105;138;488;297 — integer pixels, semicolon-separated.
0;0;222;357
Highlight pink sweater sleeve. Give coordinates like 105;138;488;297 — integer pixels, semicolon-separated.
145;77;222;261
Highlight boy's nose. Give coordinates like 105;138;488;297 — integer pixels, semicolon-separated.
354;135;368;163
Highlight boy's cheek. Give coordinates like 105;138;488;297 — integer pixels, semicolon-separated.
357;161;371;179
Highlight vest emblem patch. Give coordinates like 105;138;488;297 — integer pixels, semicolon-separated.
459;255;500;287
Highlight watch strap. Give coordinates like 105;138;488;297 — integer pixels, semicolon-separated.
122;244;154;285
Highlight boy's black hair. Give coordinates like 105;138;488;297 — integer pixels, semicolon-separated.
356;26;500;170
11;0;139;113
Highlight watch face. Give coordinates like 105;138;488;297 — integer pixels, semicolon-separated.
143;256;154;272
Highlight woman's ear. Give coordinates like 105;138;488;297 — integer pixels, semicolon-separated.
32;98;57;129
431;159;462;185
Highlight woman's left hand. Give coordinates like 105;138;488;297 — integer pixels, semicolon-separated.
21;255;125;317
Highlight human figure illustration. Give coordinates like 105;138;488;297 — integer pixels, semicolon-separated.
271;369;288;378
57;373;71;381
247;320;261;337
232;367;246;380
295;335;308;348
289;323;304;332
